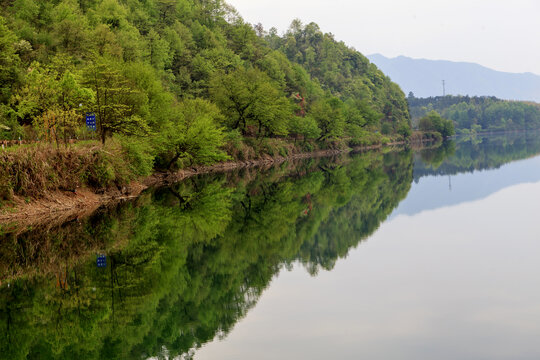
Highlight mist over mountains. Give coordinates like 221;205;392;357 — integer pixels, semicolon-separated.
368;54;540;102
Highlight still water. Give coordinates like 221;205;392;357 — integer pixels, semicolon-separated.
2;133;540;359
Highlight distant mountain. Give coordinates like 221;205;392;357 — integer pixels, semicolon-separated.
367;54;540;102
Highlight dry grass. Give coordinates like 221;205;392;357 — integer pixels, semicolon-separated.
0;142;132;202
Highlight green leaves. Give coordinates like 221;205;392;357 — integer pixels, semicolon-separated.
12;56;94;144
0;16;20;103
158;98;228;169
410;95;540;133
274;20;411;137
146;29;172;71
288;115;320;140
311;97;345;140
209;67;292;137
418;110;455;138
84;57;151;143
0;0;412;167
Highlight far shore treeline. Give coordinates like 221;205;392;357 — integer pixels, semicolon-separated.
408;94;540;134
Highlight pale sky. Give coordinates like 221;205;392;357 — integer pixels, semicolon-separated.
226;0;540;75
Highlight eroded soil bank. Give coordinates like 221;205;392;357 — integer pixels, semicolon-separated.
0;144;408;227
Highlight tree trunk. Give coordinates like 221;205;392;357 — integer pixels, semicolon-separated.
63;112;68;148
167;152;181;170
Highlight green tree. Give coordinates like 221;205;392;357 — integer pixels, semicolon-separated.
209;67;291;137
418;113;435;132
51;0;89;57
13;58;92;145
146;29;172;71
418;110;454;138
84;58;150;144
409;95;540;133
0;16;20;104
158;98;229;169
287;115;321;141
311;97;345;140
54;58;94;144
343;98;383;140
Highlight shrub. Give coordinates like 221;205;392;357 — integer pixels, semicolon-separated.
118;135;155;177
397;123;412;138
381;123;392;135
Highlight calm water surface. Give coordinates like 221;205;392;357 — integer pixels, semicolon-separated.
2;133;540;359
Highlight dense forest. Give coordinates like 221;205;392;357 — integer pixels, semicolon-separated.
0;150;413;359
0;0;411;183
409;94;540;134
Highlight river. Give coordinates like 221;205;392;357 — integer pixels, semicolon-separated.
2;132;540;359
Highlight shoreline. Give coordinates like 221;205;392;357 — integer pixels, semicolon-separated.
0;142;407;226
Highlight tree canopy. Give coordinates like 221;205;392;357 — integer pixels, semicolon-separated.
417;110;455;138
409;95;540;134
0;0;411;167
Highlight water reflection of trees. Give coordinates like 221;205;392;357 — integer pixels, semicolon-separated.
414;132;540;180
0;151;413;359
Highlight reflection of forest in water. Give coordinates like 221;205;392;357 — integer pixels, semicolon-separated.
0;150;413;359
2;132;540;360
414;131;540;180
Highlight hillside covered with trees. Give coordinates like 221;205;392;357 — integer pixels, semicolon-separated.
0;0;411;198
409;95;540;134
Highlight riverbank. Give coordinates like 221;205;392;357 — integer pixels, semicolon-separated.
0;140;411;225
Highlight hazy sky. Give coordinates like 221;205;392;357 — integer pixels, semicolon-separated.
226;0;540;75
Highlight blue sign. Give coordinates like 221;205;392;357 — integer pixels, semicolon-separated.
97;254;107;268
86;113;97;131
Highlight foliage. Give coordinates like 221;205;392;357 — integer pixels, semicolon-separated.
118;135;155;176
0;0;411;173
84;57;150;144
13;58;94;145
265;20;410;137
209;67;291;137
0;16;20;104
418;110;455;138
409;95;540;133
288;115;321;141
311;97;345;140
157;98;229;169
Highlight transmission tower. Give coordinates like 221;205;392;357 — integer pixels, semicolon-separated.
442;80;446;96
